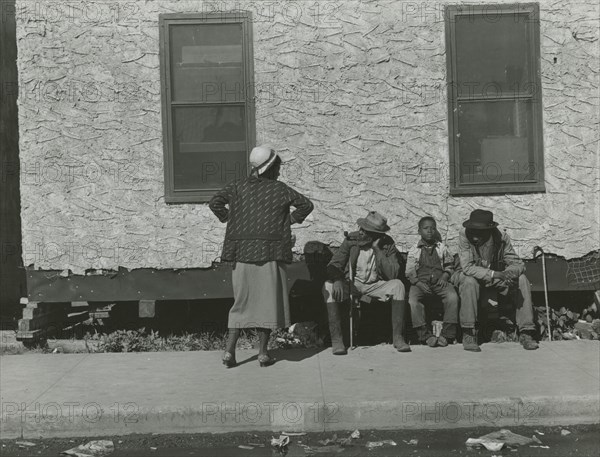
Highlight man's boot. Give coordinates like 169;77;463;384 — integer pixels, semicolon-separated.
438;323;457;347
415;325;437;347
462;327;481;352
326;301;347;355
391;300;411;352
519;330;539;350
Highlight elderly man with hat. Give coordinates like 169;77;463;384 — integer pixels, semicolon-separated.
452;209;538;351
322;211;410;354
209;145;314;368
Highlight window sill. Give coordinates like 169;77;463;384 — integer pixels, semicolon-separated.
450;182;546;196
165;193;213;204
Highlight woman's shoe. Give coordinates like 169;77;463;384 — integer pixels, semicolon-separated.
258;354;275;367
222;351;236;368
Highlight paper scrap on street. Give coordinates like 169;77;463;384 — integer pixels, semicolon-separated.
466;438;504;451
270;435;290;450
365;440;397;449
466;429;542;450
16;441;36;447
61;440;114;457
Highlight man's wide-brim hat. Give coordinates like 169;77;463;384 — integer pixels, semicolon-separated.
463;209;498;229
249;145;278;175
357;211;390;234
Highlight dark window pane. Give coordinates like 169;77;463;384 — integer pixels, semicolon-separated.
170;24;244;102
455;14;532;96
457;99;537;184
172;106;247;190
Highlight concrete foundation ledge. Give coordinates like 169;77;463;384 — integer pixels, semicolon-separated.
2;395;598;439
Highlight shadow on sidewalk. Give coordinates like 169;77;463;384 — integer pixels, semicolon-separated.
234;348;325;367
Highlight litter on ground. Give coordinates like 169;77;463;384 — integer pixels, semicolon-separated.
15;441;36;447
270;435;290;450
465;438;504;451
365;440;397;449
61;440;114;457
466;429;542;450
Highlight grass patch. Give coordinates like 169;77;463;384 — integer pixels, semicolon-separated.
83;327;312;353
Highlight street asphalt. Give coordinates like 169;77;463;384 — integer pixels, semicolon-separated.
1;340;598;439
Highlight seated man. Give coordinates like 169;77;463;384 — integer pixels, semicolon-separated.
322;211;410;355
406;216;458;348
452;209;539;352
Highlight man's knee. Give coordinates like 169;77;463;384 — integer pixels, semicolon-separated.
322;281;334;303
445;288;459;308
388;279;405;299
408;294;420;308
459;276;479;292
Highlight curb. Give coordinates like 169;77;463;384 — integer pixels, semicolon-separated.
2;395;598;439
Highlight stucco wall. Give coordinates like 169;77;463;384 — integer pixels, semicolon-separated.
16;0;599;274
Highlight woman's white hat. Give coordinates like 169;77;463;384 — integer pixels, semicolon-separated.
249;145;278;175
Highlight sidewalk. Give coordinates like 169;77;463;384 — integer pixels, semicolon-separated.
1;341;599;439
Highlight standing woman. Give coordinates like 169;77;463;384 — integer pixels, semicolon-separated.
209;146;314;367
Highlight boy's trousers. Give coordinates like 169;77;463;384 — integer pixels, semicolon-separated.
408;282;459;329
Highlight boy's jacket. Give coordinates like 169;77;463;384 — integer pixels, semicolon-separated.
405;240;455;285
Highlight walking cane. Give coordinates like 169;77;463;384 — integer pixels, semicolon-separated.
348;252;355;350
533;246;552;341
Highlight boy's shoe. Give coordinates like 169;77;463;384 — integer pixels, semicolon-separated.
437;335;448;347
519;333;539;350
416;326;436;347
425;335;438;347
462;329;481;352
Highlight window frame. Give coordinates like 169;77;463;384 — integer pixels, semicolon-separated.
159;12;255;203
445;3;545;195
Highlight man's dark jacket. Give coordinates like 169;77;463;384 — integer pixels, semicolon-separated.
326;231;405;282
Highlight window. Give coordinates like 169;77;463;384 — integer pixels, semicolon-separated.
445;3;544;195
159;12;255;203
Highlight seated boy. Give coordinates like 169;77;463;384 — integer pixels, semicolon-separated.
322;211;410;355
406;216;459;347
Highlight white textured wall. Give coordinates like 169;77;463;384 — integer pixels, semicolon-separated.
16;0;600;274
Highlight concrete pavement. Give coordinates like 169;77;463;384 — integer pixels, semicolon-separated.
1;341;599;438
